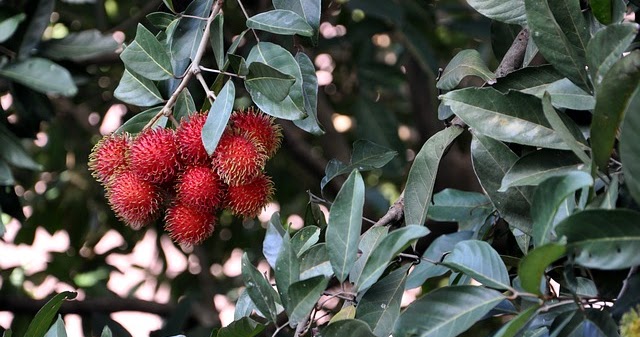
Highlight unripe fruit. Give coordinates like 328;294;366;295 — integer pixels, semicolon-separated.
89;133;130;184
230;108;282;158
226;173;274;217
165;202;215;245
129;128;180;184
106;171;163;229
213;131;268;186
176;113;210;166
175;166;224;212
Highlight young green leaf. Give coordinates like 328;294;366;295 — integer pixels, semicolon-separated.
518;243;565;295
201;80;235;155
24;291;76;337
0;58;77;96
436;50;495;90
247;10;314;37
120;24;173;81
442;240;511;290
114;69;165;107
241;253;279;322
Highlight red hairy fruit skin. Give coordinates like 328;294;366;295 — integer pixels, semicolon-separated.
213;131;268;186
165;202;215;245
89;133;130;184
106;171;164;229
226;173;274;217
176;113;210;165
175;166;224;212
129;127;180;184
230;107;282;158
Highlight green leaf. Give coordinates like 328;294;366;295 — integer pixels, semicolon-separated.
120;24;173;81
210;13;224;70
436;50;495;90
466;0;526;25
591;51;640;171
552;309;619;337
492;305;540;337
287;276;329;327
321;319;377;337
442;240;511;290
0;123;42;170
114;69;165;107
587;23;639;88
356;265;410;337
114;107;166;135
246;42;306;120
394;286;505;337
18;0;53;59
0;58;77;96
321;140;397;190
500;149;586;191
43;315;66;337
525;0;590;91
294;52;324;135
545;79;595;110
404;126;464;226
492;65;563;95
247;10;313;37
146;12;175;29
173;89;196;122
427;189;493;222
471;134;533;238
531;171;592;247
290;226;320;257
217;317;265;337
355;226;429;292
241;253;279;322
299;244;333;280
350;227;389;285
591;0;612;24
619;80;640;206
99;326;112;337
234;289;257;320
40;30;119;62
441;88;569;150
170;0;214;61
275;232;299;310
330;305;356;324
541;93;591;164
0;160;14;185
201;80;235;155
163;0;176;13
326;170;365;282
262;212;285;268
406;231;474;289
0;13;26;43
24;291;76;337
556;209;640;269
273;0;321;38
245;62;296;102
518;243;566;295
228;54;249;76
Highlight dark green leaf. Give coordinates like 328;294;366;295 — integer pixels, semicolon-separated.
427;189;493;222
246;42;306;120
24;291;76;337
545;79;595;110
0;123;42;170
275;232;299;310
173;88;196;122
501;150;586;191
587;23;638;87
43;315;66;337
591;0;612;24
519;243;566;295
217;317;265;337
531;171;592;247
114;107;166;135
404;126;463;226
331;305;356;324
210;14;224;70
273;0;321;37
541;94;591;164
441;88;568;150
287;276;329;327
326;170;365;282
466;0;526;25
294;52;324;135
0;160;14;185
552;309;619;337
525;0;590;91
0;57;77;96
620;71;640;205
290;226;320;257
321;319;377;337
170;0;213;61
120;24;173;81
18;0;54;59
592;51;640;171
241;253;279;322
492;65;563;95
556;209;640;269
247;10;313;37
146;12;175;29
356;265;410;337
262;212;285;268
114;69;165;107
40;30;119;62
163;0;175;13
234;289;257;320
321;140;397;190
245;62;296;102
299;244;333;279
436;50;495;90
350;226;389;285
202;80;235;155
99;326;112;337
0;13;26;43
492;305;540;337
442;240;511;290
227;54;248;76
394;286;504;337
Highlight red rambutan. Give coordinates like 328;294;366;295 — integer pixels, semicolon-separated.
106;171;163;229
165;202;216;245
176;113;210;165
89;133;130;184
175;166;224;212
212;131;268;186
129;127;180;184
226;173;274;217
230;107;282;158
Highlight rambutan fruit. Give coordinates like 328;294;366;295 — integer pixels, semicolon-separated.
176;113;210;165
175;166;224;212
89;133;130;184
212;131;268;186
129;127;180;184
226;173;274;217
164;202;215;245
106;171;163;229
230;108;282;158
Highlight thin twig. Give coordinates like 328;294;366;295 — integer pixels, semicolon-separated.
200;65;246;78
293;312;311;337
196;71;216;105
236;0;260;41
617;266;639;300
372;191;404;227
271;321;290;337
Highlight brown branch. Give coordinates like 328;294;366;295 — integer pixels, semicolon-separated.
495;28;529;78
372;191;404;228
0;295;175;316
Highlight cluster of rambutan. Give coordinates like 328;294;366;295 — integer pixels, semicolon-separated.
88;108;281;246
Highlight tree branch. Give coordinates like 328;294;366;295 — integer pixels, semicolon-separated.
372;191;404;227
0;295;175;316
